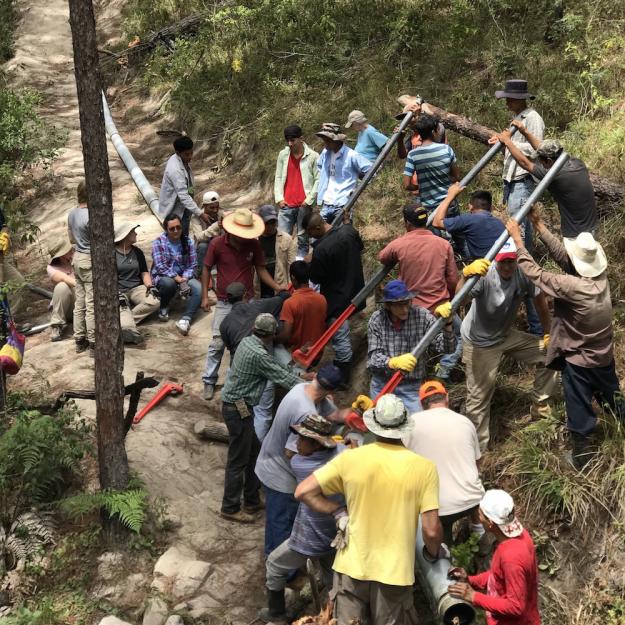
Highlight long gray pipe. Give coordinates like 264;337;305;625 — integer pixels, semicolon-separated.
101;92;161;222
415;519;475;624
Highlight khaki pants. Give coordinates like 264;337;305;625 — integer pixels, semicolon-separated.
1;252;25;317
72;251;95;343
119;284;160;341
463;329;559;451
50;282;75;326
331;572;417;625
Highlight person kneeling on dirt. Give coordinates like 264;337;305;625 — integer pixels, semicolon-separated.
507;211;624;470
151;213;202;336
220;313;313;524
259;415;345;624
402;380;485;546
449;489;540;625
47;239;76;342
114;222;160;344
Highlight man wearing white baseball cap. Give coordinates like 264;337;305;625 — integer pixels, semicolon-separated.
449;489;540;625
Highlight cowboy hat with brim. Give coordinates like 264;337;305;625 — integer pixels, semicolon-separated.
114;222;140;244
222;208;265;239
290;414;337;449
363;394;415;439
563;233;607;278
49;239;73;261
315;122;346;142
495;79;535;100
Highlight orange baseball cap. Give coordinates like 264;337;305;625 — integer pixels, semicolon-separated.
419;380;448;402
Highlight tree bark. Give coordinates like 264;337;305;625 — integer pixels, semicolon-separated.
424;103;625;208
68;0;129;493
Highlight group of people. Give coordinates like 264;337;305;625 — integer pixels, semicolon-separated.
41;76;624;625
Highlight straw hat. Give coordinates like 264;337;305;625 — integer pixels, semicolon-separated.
563;233;607;278
222;208;264;239
49;239;73;261
363;394;414;439
114;222;140;244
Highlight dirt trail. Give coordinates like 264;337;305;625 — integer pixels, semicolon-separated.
5;0;265;621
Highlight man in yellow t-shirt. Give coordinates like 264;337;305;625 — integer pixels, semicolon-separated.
295;394;443;625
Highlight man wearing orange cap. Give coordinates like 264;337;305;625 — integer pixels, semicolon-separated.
200;208;288;401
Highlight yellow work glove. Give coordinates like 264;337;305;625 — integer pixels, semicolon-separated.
0;232;10;253
462;258;491;277
388;353;417;373
351;394;374;413
542;334;550;350
434;302;452;319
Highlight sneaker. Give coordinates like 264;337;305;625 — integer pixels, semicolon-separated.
220;509;256;524
51;325;65;342
203;383;215;401
75;338;89;353
176;318;190;336
158;309;169;322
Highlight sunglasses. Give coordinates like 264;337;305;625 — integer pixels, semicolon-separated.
167;225;182;232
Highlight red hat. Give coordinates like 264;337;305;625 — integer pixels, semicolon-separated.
495;238;518;262
419;380;448;402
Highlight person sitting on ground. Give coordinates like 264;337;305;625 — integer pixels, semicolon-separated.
220;313;313;524
276;260;327;354
493;127;598;239
219;281;291;441
158;135;208;236
345;109;388;162
440;241;558;452
274;124;319;259
367;279;456;415
256;204;295;299
114;223;160;345
192;190;221;275
68;180;95;356
201;208;287;401
47;239;75;342
507;211;623;470
432;182;506;259
260;415;345;624
315;123;371;224
305;213;365;385
150;212;202;336
403;380;485;546
295;394;444;625
255;365;350;558
449;489;540;625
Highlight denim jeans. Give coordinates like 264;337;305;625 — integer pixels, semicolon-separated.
320;203;348;224
370;374;422;415
505;178;543;336
264;486;299;557
438;313;463;377
194;240;209;278
278;205;311;258
202;300;232;386
330;318;352;363
253;380;275;442
221;402;261;514
156;276;202;321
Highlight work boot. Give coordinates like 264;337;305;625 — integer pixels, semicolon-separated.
50;325;65;342
203;383;215;401
220;509;256;524
121;328;145;345
530;401;553;419
75;338;89;354
333;360;352;389
258;589;287;624
569;431;594;471
242;501;265;514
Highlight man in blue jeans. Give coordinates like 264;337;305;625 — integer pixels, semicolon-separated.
274;125;319;259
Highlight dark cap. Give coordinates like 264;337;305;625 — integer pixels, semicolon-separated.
258;204;279;223
225;282;246;301
173;135;194;152
316;364;343;391
403;202;429;227
284;125;303;140
383;279;415;303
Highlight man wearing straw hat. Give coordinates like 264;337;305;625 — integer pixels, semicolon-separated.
507;211;624;470
295;394;444;625
201;208;288;401
46;239;76;342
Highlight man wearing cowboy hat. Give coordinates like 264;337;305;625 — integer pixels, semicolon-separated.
260;414;344;624
344;110;388;163
492;127;598;239
367;279;456;415
315;122;371;224
449;489;540;625
295;394;443;625
200;208;288;401
507;211;624;470
47;238;76;342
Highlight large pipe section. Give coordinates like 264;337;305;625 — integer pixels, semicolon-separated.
101;92;161;221
415;519;475;624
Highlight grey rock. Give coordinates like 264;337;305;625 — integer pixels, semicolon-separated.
97;552;125;582
165;617;184;625
171;560;212;600
99;617;134;625
142;596;169;625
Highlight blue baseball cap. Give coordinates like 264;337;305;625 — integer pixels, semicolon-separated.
316;364;343;391
382;279;415;303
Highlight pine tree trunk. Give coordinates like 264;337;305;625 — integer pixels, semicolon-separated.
67;0;129;496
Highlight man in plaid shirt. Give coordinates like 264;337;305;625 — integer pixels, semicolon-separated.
367;280;455;414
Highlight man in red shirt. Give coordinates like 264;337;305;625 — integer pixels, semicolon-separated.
449;489;540;625
276;260;327;353
274;125;319;259
200;208;287;400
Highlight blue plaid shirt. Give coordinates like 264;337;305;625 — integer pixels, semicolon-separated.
150;233;197;284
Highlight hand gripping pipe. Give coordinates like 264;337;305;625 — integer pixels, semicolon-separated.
330;110;416;227
415;519;475;625
101;92;162;222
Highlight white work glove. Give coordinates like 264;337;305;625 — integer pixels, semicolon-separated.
331;509;349;551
